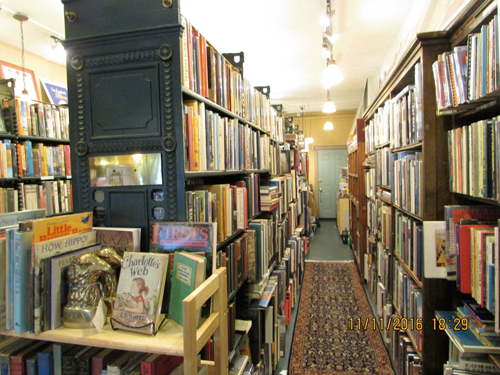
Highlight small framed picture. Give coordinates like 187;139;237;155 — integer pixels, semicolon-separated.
0;60;40;101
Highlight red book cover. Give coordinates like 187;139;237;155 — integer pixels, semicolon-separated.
91;349;123;375
141;354;183;375
64;144;71;176
10;341;49;375
457;224;494;294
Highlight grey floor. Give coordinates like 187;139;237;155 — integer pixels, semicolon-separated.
273;218;354;374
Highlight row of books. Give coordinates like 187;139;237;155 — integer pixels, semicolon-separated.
365;167;375;200
15;99;70;140
445;343;500;375
17;142;71;178
0;337;184;375
0;140;71;179
393;260;423;353
448;118;498;200
0;180;72;216
183;100;275;172
184;178;259;244
218;230;252;296
391;80;423;149
395;211;423;282
376;146;391;187
19;180;73;215
365;63;424;153
180;16;284;141
432;15;499;109
392;151;422;216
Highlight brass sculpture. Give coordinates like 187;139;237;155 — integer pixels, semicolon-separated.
96;247;123;315
63;252;114;328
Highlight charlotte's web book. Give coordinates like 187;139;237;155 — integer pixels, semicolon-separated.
112;252;170;335
149;221;216;273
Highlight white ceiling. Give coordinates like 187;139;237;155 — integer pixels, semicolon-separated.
0;0;420;115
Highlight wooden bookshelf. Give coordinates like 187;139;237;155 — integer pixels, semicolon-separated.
2;267;229;375
358;29;455;374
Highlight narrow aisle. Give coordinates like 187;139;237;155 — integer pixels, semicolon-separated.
274;219;354;374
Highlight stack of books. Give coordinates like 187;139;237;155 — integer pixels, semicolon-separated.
259;185;281;212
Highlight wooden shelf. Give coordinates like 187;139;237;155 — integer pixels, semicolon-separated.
392;142;422;153
376;194;392;205
393;252;423;288
375;141;391;149
393;204;423;221
1;318;185;356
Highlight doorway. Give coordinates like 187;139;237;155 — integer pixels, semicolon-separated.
317;148;348;219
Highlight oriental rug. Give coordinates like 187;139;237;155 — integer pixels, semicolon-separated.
288;261;394;375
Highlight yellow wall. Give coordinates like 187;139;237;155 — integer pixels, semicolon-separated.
286;109;355;193
0;42;66;102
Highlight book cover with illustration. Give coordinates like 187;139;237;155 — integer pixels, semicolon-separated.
149;221;216;273
112;252;170;335
93;227;141;256
32;211;93;244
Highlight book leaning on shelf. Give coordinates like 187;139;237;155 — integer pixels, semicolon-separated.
111;251;170;335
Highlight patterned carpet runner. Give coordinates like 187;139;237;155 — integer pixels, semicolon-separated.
289;261;394;375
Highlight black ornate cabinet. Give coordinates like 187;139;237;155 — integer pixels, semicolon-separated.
61;0;186;250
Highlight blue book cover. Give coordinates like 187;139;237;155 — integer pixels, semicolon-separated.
13;230;33;333
24;140;35;177
37;345;54;375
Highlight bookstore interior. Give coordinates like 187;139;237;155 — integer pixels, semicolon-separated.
1;0;500;374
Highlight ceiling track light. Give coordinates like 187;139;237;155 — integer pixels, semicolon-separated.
322;59;344;89
323;121;334;130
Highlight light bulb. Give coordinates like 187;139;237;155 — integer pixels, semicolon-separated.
323;121;334;130
322;100;336;113
320;15;331;27
321;61;344;89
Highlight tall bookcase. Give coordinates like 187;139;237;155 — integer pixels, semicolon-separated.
359;31;455;374
0;79;73;216
347;119;366;278
54;0;293;373
430;0;500;370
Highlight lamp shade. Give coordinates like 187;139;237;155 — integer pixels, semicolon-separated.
323;121;334;130
322;99;336;113
321;61;344;89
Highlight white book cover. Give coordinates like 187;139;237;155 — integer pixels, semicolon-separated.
423;221;447;279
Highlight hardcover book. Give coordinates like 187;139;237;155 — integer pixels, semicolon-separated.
93;227;141;256
169;251;206;326
32;211;93;243
112;252;170;335
149;221;216;273
423;221;447;279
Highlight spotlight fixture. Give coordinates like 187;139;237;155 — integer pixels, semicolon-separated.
322;89;337;113
13;12;29;99
323;121;334;130
321;0;343;88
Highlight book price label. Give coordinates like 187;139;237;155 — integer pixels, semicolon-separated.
92;298;108;332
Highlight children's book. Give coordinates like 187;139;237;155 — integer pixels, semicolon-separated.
169;251;206;326
112;252;170;335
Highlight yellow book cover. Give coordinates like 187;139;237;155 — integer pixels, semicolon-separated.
32;211;93;243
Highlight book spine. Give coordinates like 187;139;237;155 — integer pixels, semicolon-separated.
61;356;77;375
37;353;53;375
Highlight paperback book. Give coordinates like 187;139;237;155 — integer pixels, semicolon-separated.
112;252;170;335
